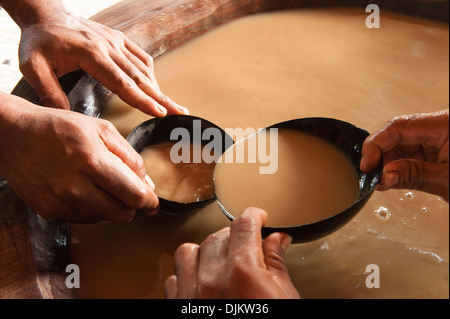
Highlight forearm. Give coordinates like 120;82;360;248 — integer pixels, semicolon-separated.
0;0;67;28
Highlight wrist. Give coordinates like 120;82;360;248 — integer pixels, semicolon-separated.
0;0;68;28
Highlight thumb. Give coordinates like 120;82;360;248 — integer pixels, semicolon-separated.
20;54;70;109
262;232;292;277
379;159;449;200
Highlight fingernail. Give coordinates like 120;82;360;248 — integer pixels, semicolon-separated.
157;104;167;116
146;208;159;216
280;234;292;252
177;105;190;115
360;158;366;171
383;171;399;188
145;174;155;190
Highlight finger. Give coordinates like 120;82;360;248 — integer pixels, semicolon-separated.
124;36;188;114
98;120;147;179
98;121;157;195
361;112;449;172
262;232;301;299
93;151;159;214
360;137;383;173
78;183;136;223
114;50;189;115
79;53;167;117
124;37;155;69
228;207;268;267
199;228;230;269
164;275;178;299
379;159;449;201
31;178;135;224
19;54;70;109
173;243;200;299
197;228;230;296
262;232;292;276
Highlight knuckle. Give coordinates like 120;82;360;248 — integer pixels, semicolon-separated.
405;160;425;190
114;30;126;43
115;76;135;92
140;67;153;79
59;180;80;201
84;39;102;54
133;154;145;172
128;187;149;210
233;214;258;232
19;53;39;71
142;55;154;67
131;73;149;86
158;94;170;104
202;231;223;246
174;243;199;261
98;118;117;134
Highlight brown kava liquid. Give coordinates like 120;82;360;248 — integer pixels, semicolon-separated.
213;129;360;227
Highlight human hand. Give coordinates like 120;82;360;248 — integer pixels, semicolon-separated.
360;109;449;202
0;93;159;223
164;207;300;299
16;6;187;116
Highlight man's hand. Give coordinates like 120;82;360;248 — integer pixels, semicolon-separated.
1;0;188;116
0;92;159;223
165;207;300;299
361;110;449;202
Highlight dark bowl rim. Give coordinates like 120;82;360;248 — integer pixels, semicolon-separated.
213;116;382;238
126;114;234;211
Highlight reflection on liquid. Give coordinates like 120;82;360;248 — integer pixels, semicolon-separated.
287;190;448;298
70;8;449;298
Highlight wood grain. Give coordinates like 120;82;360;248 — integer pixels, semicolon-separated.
0;188;40;298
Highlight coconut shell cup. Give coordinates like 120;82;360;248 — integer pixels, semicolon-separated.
215;117;382;243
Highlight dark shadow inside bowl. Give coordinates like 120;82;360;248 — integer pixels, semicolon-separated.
216;117;382;243
127;115;234;214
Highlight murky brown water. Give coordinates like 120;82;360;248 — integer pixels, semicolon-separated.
141;141;215;203
71;8;449;299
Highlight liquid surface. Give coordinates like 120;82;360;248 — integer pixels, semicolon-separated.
141;141;215;203
71;9;449;299
214;129;360;227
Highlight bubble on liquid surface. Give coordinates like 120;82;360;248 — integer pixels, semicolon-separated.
374;206;391;221
405;192;415;199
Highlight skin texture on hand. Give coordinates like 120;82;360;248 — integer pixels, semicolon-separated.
0;92;159;223
165;207;300;299
1;0;188;116
360;109;449;202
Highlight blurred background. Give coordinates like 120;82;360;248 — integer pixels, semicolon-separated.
0;0;121;93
